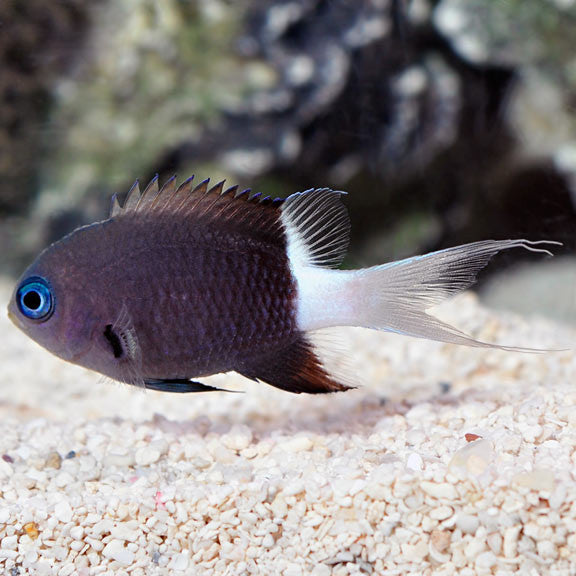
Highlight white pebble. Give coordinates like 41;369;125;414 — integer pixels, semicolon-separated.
402;539;428;560
110;521;139;542
310;565;331;576
168;551;190;571
135;447;162;466
24;550;38;564
54;501;73;523
1;535;18;550
271;495;288;518
284;481;305;496
421;481;458;500
69;526;84;540
465;538;486;559
513;469;555;492
475;551;497;570
279;436;313;453
103;452;135;467
456;514;479;534
91;519;113;536
406;453;423;471
102;539;135;566
285;564;303;576
0;549;18;559
537;539;557;559
192;457;212;470
262;534;275;548
58;563;76;576
487;532;502;555
430;505;453;521
222;427;253;451
70;540;85;552
449;439;493;476
85;537;104;552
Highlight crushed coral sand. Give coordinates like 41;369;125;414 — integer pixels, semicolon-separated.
0;278;575;575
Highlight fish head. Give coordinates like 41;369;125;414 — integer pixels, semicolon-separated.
8;225;126;378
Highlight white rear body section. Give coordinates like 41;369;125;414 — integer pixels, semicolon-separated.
293;241;558;351
296;267;361;331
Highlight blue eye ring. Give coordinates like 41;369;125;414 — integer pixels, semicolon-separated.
16;277;54;321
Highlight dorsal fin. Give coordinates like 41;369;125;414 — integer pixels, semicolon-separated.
109;176;288;244
281;188;351;269
110;176;284;219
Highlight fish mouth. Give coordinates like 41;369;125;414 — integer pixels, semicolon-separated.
6;306;21;329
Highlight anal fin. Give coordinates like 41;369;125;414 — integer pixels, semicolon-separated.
238;336;353;394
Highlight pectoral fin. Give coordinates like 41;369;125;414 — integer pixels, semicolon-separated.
144;378;240;394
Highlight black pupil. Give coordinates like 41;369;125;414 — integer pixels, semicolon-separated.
23;290;41;310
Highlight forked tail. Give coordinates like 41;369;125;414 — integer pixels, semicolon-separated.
349;239;560;350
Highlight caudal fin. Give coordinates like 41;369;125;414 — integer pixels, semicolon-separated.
353;239;560;351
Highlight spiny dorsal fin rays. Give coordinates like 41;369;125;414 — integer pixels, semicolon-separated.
122;180;142;213
109;176;278;220
109;176;286;246
169;175;198;215
197;181;229;220
192;178;210;197
224;184;239;197
110;194;122;218
234;188;251;200
281;188;351;269
209;180;226;196
149;175;179;213
135;174;160;212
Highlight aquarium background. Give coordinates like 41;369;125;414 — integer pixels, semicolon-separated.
1;0;576;321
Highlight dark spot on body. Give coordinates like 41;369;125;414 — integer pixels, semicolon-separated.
104;324;124;358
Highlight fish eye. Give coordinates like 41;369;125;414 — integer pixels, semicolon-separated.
16;277;54;321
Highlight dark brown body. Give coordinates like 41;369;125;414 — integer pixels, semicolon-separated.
102;217;297;379
29;209;297;384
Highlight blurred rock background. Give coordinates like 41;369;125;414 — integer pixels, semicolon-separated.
1;0;575;321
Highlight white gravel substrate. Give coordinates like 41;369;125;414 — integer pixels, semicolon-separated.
1;277;576;575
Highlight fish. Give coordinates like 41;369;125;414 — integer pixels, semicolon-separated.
7;175;559;394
